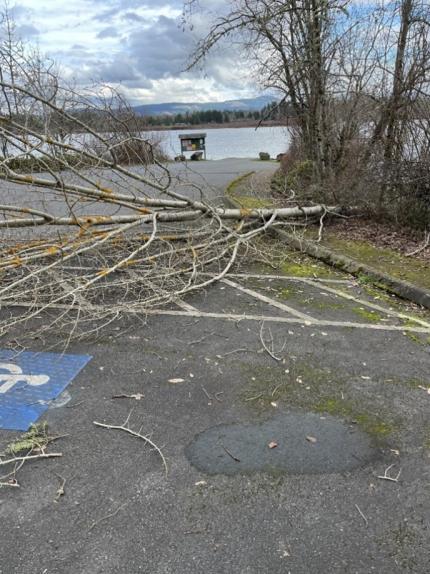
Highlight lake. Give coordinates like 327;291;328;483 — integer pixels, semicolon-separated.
150;126;292;160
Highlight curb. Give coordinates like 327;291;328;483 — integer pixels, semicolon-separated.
224;178;430;310
270;228;430;310
225;171;255;198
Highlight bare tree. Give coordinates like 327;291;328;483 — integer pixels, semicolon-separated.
185;0;358;184
0;11;338;342
185;0;430;228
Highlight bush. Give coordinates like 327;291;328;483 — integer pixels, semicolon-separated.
279;128;429;230
90;134;168;166
0;152;96;173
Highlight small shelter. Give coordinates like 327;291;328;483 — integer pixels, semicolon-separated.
179;133;207;160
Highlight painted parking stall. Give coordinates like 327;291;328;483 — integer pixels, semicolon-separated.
0;350;91;431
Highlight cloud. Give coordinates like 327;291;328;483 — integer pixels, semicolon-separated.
126;16;192;80
96;58;140;83
97;26;120;39
5;0;259;104
122;12;145;23
16;24;39;37
92;7;121;22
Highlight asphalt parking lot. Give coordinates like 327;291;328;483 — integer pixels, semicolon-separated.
1;161;429;574
1;255;430;574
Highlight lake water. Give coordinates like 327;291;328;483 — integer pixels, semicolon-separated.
151;126;292;160
1;125;291;162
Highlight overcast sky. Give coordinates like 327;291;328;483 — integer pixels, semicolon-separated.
9;0;257;105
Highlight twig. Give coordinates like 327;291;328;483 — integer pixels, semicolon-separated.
220;347;248;356
317;207;327;242
406;231;430;257
377;464;401;482
259;321;283;361
111;393;144;400
187;331;216;345
66;400;85;409
93;413;168;476
244;393;263;402
0;480;19;488
271;383;285;397
201;386;213;401
222;445;241;462
89;502;127;532
54;473;66;502
354;504;368;527
0;452;62;466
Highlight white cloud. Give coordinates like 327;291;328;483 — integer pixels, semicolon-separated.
6;0;259;104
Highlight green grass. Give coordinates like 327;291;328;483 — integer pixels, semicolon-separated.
352;307;384;323
322;236;430;291
226;171;275;209
248;236;348;279
233;196;274;209
279;256;344;279
313;398;394;437
239;360;402;441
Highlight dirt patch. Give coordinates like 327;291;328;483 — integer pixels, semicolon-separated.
324;218;430;262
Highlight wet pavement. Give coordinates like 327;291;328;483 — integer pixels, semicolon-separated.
0;161;430;574
185;412;378;476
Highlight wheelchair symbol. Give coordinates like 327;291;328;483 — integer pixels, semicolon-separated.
0;363;50;394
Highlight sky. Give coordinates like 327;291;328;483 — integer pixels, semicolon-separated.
8;0;257;105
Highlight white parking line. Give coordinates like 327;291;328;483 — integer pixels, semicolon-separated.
215;272;351;284
3;299;430;333
140;308;430;333
174;299;199;312
298;277;430;329
221;278;318;323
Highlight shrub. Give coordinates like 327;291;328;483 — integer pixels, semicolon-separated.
90;134;168;166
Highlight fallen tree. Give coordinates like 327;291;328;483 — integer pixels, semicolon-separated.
0;46;343;342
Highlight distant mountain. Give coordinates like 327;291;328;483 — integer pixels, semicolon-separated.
132;95;276;116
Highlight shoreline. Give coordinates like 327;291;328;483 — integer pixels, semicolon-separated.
142;120;295;132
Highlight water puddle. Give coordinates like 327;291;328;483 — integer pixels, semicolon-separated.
185;412;379;475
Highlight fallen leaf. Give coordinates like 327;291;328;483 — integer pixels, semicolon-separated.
306;436;317;444
268;441;278;449
168;378;185;384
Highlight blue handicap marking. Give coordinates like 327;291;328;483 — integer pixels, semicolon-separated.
0;350;92;431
